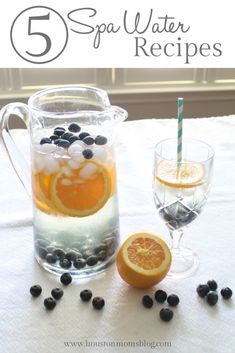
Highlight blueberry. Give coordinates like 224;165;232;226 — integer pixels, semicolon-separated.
37;247;47;259
94;244;108;255
86;255;98;266
59;258;72;269
65;251;80;262
206;291;218;306
155;290;167;303
54;139;61;145
40;138;51;145
30;285;42;297
82;250;93;259
167;294;180;307
50;135;59;141
83;136;94;145
61;132;74;141
95;135;108;145
46;253;57;264
54;127;65;136
44;297;56;310
46;246;56;253
80;289;92;302
160;308;174;322
68;123;81;133
79;132;90;140
142;295;154;308
51;287;64;300
53;248;66;259
196;284;210;298
97;250;107;262
60;272;72;285
69;135;79;144
92;296;105;310
73;258;86;269
221;287;233;300
207;280;218;291
57;139;71;149
82;149;93;159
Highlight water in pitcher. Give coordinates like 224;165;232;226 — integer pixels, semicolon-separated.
32;122;119;276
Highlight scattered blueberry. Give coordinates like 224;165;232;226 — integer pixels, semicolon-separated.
95;135;108;145
57;139;71;149
196;284;210;298
44;297;56;310
59;258;72;269
160;308;174;322
30;285;42;297
68;123;81;133
80;289;92;302
69;135;79;144
61;132;74;141
46;253;57;264
92;296;105;310
221;287;233;300
206;291;218;306
40;138;51;145
60;272;72;286
79;132;90;140
142;295;154;308
51;287;64;300
86;255;98;266
155;290;167;303
53;248;66;259
207;280;218;291
83;136;94;145
37;247;47;259
54;127;65;136
82;149;93;159
167;294;180;307
73;258;86;269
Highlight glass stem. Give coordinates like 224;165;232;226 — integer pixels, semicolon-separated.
169;229;183;254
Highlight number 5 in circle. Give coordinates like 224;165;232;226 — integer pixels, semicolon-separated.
26;13;51;57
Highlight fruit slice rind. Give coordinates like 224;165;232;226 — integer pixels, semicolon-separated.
156;160;205;188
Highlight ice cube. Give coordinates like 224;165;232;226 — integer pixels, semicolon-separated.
79;163;98;180
68;143;83;157
93;146;108;163
40;143;57;153
34;154;45;172
44;155;59;174
61;178;72;186
68;159;80;170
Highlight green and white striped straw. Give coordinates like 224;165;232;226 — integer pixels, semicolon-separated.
177;97;184;165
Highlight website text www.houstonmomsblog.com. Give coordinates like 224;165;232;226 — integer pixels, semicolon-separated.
64;339;172;349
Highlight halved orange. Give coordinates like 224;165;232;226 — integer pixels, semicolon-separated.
50;160;112;217
156;160;204;188
116;232;172;289
32;170;57;214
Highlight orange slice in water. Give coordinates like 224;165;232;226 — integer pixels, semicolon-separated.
156;160;204;188
50;160;112;217
116;232;172;289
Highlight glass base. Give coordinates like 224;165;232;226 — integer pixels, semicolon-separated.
167;247;199;279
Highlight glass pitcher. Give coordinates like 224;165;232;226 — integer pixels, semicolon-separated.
0;86;127;277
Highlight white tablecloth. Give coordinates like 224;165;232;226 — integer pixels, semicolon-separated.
1;116;235;353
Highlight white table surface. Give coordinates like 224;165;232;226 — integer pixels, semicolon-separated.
1;116;235;353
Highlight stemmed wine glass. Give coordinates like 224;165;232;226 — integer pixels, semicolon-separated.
153;138;214;278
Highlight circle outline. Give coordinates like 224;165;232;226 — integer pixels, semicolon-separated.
10;5;69;64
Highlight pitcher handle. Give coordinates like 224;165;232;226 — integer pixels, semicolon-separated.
0;102;31;197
